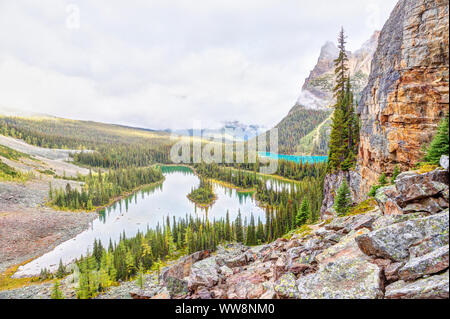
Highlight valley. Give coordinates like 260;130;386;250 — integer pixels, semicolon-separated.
0;0;448;301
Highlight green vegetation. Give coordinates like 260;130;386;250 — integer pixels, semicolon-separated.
391;166;401;184
334;179;352;216
187;178;216;206
424;113;449;165
51;281;64;299
345;198;376;217
368;172;389;197
0;144;33;161
0;116;172;168
271;105;332;155
327;28;360;173
0;144;35;182
296;198;310;227
49;166;164;211
297;114;332;156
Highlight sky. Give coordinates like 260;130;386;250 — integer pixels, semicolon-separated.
0;0;398;130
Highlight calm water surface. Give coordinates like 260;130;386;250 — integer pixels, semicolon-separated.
258;152;328;164
15;166;272;277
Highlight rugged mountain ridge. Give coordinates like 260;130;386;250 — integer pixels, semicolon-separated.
299;31;380;110
321;0;449;217
274;31;379;155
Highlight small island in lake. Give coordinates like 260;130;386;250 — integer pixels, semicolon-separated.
187;178;217;208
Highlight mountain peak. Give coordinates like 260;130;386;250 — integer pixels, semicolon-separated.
319;41;339;60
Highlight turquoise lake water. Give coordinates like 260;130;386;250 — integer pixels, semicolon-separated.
258;152;328;164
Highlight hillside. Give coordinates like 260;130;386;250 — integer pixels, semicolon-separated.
274;106;332;155
273;31;379;155
0;115;176;167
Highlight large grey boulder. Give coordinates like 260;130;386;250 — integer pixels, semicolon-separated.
187;257;219;291
159;250;210;296
274;273;299;299
385;271;449;299
398;245;449;281
295;255;383;299
356;211;449;261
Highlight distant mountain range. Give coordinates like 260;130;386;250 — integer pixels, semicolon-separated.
272;31;380;155
167;121;266;142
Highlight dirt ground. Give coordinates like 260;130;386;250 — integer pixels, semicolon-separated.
0;137;97;273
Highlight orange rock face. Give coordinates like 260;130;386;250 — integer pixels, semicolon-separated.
357;0;449;195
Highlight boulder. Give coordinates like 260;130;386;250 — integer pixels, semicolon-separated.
160;250;210;296
215;243;248;267
187;257;219;291
409;233;449;258
274;273;299;299
225;269;267;299
384;262;404;282
401;181;448;203
296;255;383;299
197;288;212;299
395;170;449;193
398;246;449;281
288;263;313;275
316;229;370;264
375;186;400;214
218;265;233;277
356;211;449;261
385;271;449;299
402;197;447;215
224;253;250;268
150;288;170;299
274;256;287;280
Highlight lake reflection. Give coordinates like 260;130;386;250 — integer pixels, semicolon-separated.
15;166;266;277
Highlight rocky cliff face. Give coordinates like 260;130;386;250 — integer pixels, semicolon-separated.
357;0;449;195
321;0;449;217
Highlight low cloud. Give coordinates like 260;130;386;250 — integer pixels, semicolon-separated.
0;0;397;130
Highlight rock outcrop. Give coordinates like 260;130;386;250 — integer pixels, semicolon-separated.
357;0;449;194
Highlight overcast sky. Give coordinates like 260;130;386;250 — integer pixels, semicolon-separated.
0;0;398;130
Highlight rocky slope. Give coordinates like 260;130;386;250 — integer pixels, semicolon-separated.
357;0;449;194
1;163;447;299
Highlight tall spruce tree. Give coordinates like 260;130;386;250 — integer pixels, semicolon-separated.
296;198;310;227
328;28;359;172
334;180;352;216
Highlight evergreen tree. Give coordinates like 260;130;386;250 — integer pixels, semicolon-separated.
51;281;64;299
327;28;359;172
391;166;401;184
424;113;449;164
136;262;145;289
246;214;256;246
235;211;244;243
55;259;67;279
334;180;352;216
296;198;310;227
